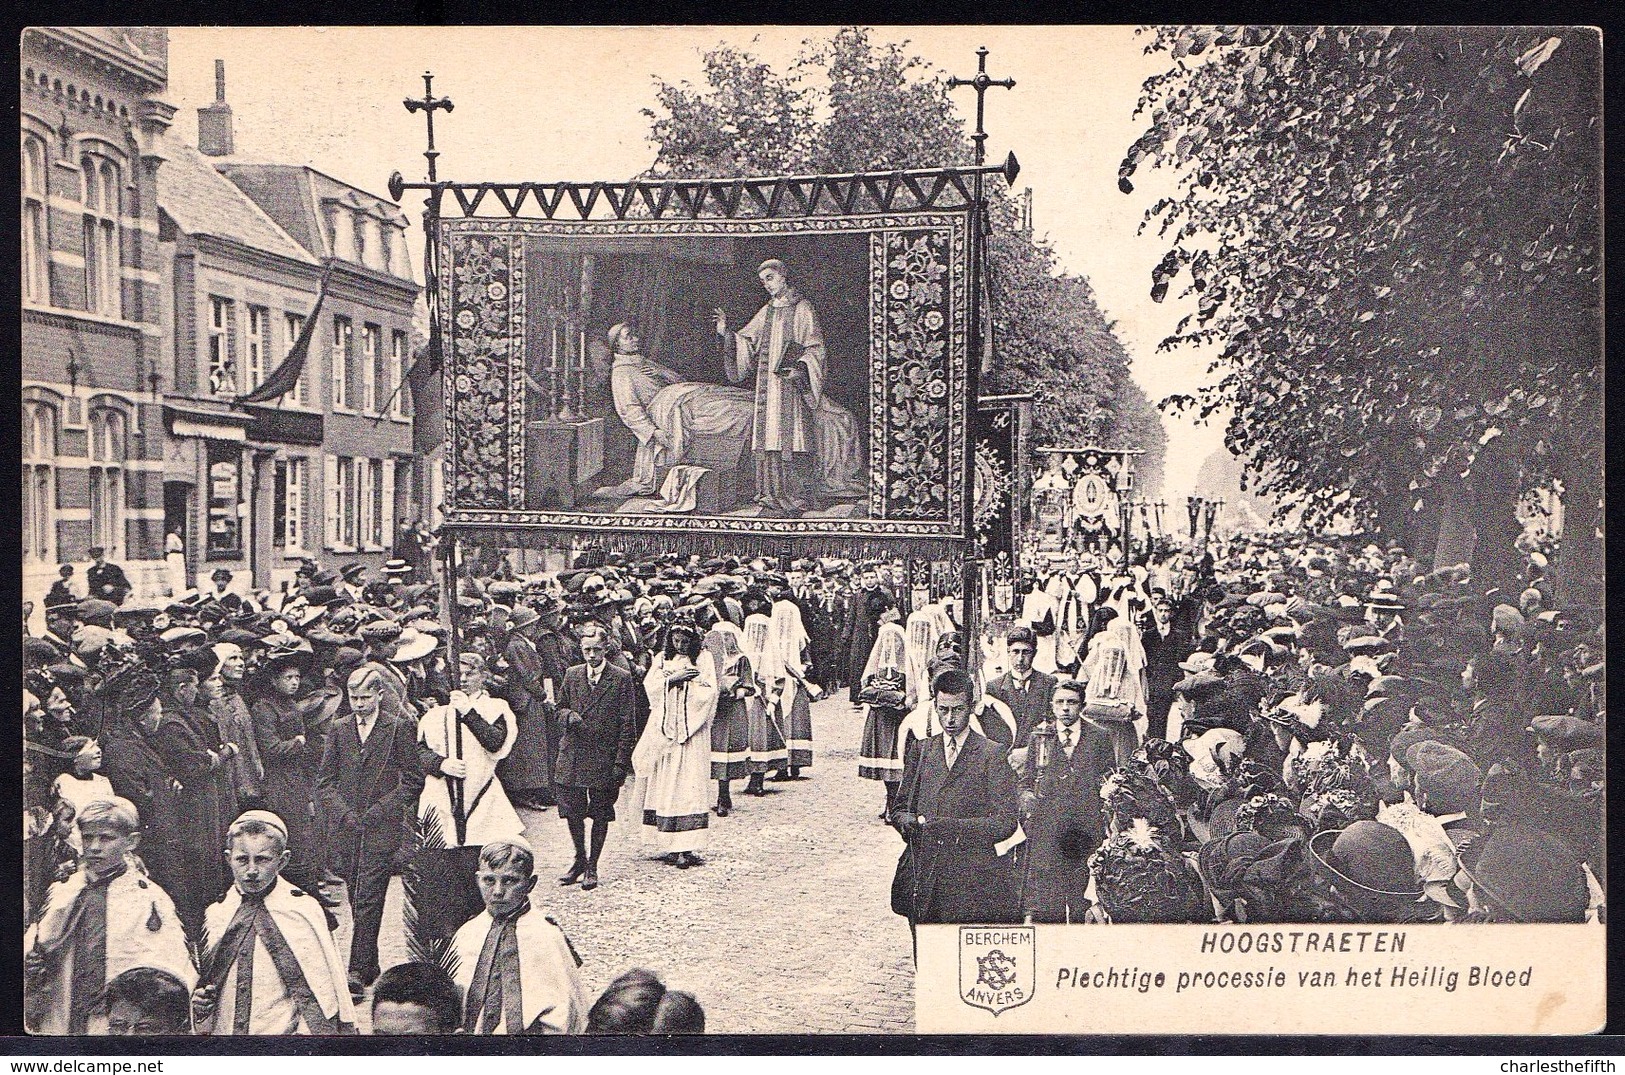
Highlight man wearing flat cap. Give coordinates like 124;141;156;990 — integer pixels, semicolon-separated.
39;596;82;667
715;258;827;516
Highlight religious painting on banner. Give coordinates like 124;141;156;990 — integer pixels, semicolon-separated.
437;207;974;554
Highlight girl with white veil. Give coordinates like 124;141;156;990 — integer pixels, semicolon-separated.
1079;591;1149;766
629;622;718;869
902;603;955;712
764;599;819;778
856;622;910;818
740;612;788;795
699;607;754;818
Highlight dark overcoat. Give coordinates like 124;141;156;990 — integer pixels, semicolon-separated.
1018;720;1116;922
316;710;424;869
889;731;1020;925
986;669;1059;748
552;662;638;791
496;631;556;794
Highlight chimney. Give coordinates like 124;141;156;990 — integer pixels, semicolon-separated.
197;59;234;156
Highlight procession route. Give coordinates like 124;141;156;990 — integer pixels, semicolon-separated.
351;694;916;1034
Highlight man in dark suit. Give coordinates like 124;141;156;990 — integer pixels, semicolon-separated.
1018;679;1115;923
986;625;1058;747
317;665;425;1000
788;561;834;691
890;669;1020;941
552;623;637;892
85;547;132;606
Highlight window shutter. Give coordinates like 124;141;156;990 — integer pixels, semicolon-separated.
358;459;373;548
382;458;396;554
323;453;338;550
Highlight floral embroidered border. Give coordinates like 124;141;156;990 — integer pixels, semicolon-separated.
442;231;526;509
870;227;967;522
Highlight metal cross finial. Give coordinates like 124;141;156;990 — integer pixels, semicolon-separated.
948;47;1015;166
403;71;454;182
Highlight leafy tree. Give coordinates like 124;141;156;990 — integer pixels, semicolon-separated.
1122;26;1600;604
646;28;1168;491
645;45;816;178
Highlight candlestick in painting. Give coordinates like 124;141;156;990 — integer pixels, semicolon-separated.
557;324;577;421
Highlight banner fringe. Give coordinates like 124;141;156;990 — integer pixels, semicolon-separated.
445;527;965;564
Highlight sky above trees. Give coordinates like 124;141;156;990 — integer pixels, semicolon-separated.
165;25;1224;499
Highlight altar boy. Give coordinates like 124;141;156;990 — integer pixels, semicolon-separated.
24;798;195;1034
451;839;588;1034
193;811;356;1035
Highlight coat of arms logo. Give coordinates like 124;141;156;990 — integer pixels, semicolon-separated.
958;926;1035;1016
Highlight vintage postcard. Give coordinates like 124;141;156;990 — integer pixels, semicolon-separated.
17;24;1602;1042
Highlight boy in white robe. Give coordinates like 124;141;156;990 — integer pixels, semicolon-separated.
417;652;525;848
452;839;587;1034
193;811;356;1035
24;798;195;1035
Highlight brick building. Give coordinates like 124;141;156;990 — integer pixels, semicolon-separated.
154;62;419;597
22;28;177;615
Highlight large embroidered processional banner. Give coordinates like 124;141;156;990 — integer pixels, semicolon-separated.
438;211;974;554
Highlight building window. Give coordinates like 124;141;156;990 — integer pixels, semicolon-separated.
22;399;58;563
331;315;353;410
274;456;306;551
245;305;269;391
284;312;309;404
391;331;413;418
206;441;243;560
361;323;381;414
328;454;359;550
22;135;49;304
88;406;127;559
208;296;237;396
80;155;120;317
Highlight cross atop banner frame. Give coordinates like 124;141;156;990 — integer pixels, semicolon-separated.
389;55;1023;663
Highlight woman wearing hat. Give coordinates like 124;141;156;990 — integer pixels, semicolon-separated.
1308;820;1438;923
495;603;565;811
246;646;337;901
95;669;184;891
145;652;238;933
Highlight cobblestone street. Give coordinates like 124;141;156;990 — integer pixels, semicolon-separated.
352;694;916;1034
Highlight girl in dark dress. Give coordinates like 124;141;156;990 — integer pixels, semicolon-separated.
857;623;910;819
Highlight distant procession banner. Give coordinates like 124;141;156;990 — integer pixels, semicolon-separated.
436;209;974;556
973;394;1030;591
